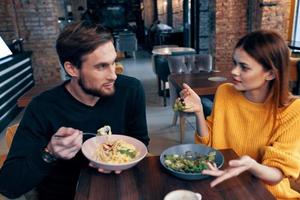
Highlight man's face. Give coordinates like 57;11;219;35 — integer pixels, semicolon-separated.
77;41;117;97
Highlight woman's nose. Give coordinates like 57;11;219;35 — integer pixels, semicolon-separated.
231;65;239;76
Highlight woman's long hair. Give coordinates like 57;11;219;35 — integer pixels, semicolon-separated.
235;30;295;133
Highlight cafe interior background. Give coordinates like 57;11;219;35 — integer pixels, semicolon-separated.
0;0;299;189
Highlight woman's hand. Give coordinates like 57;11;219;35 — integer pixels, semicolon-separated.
202;155;256;187
179;83;203;114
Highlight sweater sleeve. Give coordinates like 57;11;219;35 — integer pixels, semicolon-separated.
0;99;53;198
127;80;149;146
194;84;228;146
194;109;213;145
261;101;300;179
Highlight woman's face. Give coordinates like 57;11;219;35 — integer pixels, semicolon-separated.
231;48;274;100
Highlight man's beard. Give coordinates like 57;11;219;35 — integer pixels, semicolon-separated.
78;77;115;97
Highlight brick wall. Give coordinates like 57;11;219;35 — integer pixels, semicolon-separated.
143;0;156;29
172;0;183;30
260;0;291;40
0;0;62;84
215;0;248;71
0;0;18;42
157;0;167;24
157;0;183;30
215;0;291;71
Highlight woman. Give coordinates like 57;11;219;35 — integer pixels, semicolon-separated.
180;30;300;199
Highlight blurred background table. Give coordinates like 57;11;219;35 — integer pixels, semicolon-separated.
169;71;232;96
152;46;196;56
75;149;275;200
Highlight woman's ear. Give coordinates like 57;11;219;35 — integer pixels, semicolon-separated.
64;62;79;78
265;70;275;81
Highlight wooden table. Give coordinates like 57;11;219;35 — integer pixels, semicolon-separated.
75;149;275;200
169;71;232;96
17;82;61;108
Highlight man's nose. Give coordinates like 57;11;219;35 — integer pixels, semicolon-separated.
107;64;117;80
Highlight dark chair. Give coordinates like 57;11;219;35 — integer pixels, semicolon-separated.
186;54;212;73
168;54;214;143
294;59;300;95
296;61;300;95
152;45;178;106
167;55;187;74
289;57;300;95
115;31;138;59
154;56;170;106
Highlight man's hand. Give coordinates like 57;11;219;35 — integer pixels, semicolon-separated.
47;127;83;160
202;155;256;187
89;162;122;174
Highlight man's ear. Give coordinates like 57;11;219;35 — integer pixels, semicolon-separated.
265;70;275;81
64;62;79;78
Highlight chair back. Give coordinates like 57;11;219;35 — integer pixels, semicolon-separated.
151;45;178;74
115;62;124;74
6;123;18;149
155;56;170;82
116;31;137;52
0;124;18;169
168;76;179;110
0;154;6;169
167;55;189;115
289;57;300;95
167;55;188;74
188;54;212;73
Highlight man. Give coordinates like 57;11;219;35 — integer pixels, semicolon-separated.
0;22;149;200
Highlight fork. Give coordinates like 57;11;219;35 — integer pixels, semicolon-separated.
53;132;96;138
82;132;97;136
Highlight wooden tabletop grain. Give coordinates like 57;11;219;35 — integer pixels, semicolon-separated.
75;149;275;200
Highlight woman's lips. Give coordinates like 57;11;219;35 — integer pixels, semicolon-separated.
232;78;241;84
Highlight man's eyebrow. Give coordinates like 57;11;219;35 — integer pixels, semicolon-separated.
93;61;115;67
93;62;107;67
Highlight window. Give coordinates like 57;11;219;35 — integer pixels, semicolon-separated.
292;0;300;42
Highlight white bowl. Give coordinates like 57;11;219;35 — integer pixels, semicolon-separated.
164;190;202;200
82;135;148;171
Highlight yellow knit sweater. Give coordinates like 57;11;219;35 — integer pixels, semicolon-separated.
195;83;300;200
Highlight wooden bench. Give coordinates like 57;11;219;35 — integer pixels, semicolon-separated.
17;82;61;108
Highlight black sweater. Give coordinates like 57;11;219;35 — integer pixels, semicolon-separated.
0;75;149;199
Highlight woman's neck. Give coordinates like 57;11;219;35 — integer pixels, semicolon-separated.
243;83;271;103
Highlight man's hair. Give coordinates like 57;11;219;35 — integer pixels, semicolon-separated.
56;21;113;68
